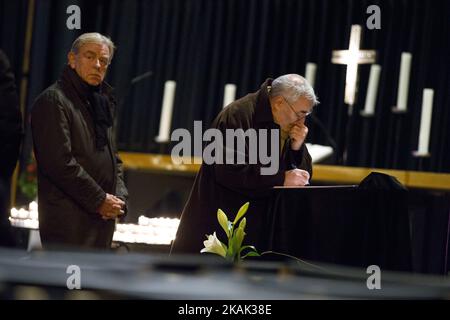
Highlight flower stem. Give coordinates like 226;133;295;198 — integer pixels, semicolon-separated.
260;251;328;272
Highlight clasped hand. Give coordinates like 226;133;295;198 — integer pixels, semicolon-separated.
98;193;125;220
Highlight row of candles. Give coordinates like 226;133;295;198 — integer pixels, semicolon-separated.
156;53;433;156
9;201;39;230
9;202;180;245
113;216;179;245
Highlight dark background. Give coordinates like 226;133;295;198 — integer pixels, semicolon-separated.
1;0;449;172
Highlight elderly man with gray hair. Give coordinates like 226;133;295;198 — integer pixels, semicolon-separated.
172;74;318;254
31;32;128;249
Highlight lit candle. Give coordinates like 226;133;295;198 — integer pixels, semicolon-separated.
30;210;38;220
363;64;381;115
417;89;434;155
18;208;28;219
305;62;317;88
10;208;19;218
156;80;176;143
29;201;38;212
396;52;412;111
223;84;236;108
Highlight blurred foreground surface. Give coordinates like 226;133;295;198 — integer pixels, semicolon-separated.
0;248;449;300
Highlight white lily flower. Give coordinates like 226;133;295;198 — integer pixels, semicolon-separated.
200;232;227;257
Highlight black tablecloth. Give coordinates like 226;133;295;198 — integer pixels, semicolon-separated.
265;186;414;272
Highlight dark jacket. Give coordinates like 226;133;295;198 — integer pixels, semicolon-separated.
31;66;128;249
0;49;22;247
171;79;312;254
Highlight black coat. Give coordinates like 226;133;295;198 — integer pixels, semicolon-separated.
171;79;312;254
0;49;22;247
31;66;128;249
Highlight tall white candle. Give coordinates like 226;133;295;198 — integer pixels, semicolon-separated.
363;64;381;115
156;80;176;143
305;62;317;88
396;52;412;111
223;84;236;108
417;89;434;154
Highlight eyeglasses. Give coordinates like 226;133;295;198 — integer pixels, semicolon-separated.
283;96;313;120
82;52;110;68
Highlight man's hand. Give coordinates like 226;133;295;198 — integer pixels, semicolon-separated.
290;118;308;151
98;193;125;220
284;169;310;186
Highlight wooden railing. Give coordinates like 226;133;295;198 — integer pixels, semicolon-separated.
119;152;450;191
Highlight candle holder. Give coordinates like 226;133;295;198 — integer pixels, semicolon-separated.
360;110;375;117
156;141;170;155
412;150;431;158
391;106;408;114
358;110;375;166
340;103;356;165
412;151;430;172
389;107;409;168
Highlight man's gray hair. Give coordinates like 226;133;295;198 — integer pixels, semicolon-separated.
70;32;116;62
270;74;319;106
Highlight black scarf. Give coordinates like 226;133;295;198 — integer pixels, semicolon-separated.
87;85;113;150
62;66;113;150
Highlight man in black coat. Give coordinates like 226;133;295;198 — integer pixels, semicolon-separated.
171;74;318;254
0;49;22;247
31;33;128;250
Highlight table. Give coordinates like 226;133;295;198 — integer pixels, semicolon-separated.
265;186;413;272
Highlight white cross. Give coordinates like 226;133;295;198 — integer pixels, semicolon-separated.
332;25;377;106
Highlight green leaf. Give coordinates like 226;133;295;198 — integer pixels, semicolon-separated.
242;251;260;259
238;217;246;232
220;242;228;252
239;245;257;255
217;209;230;238
227;229;243;261
234;227;245;253
233;202;249;225
226;241;235;260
